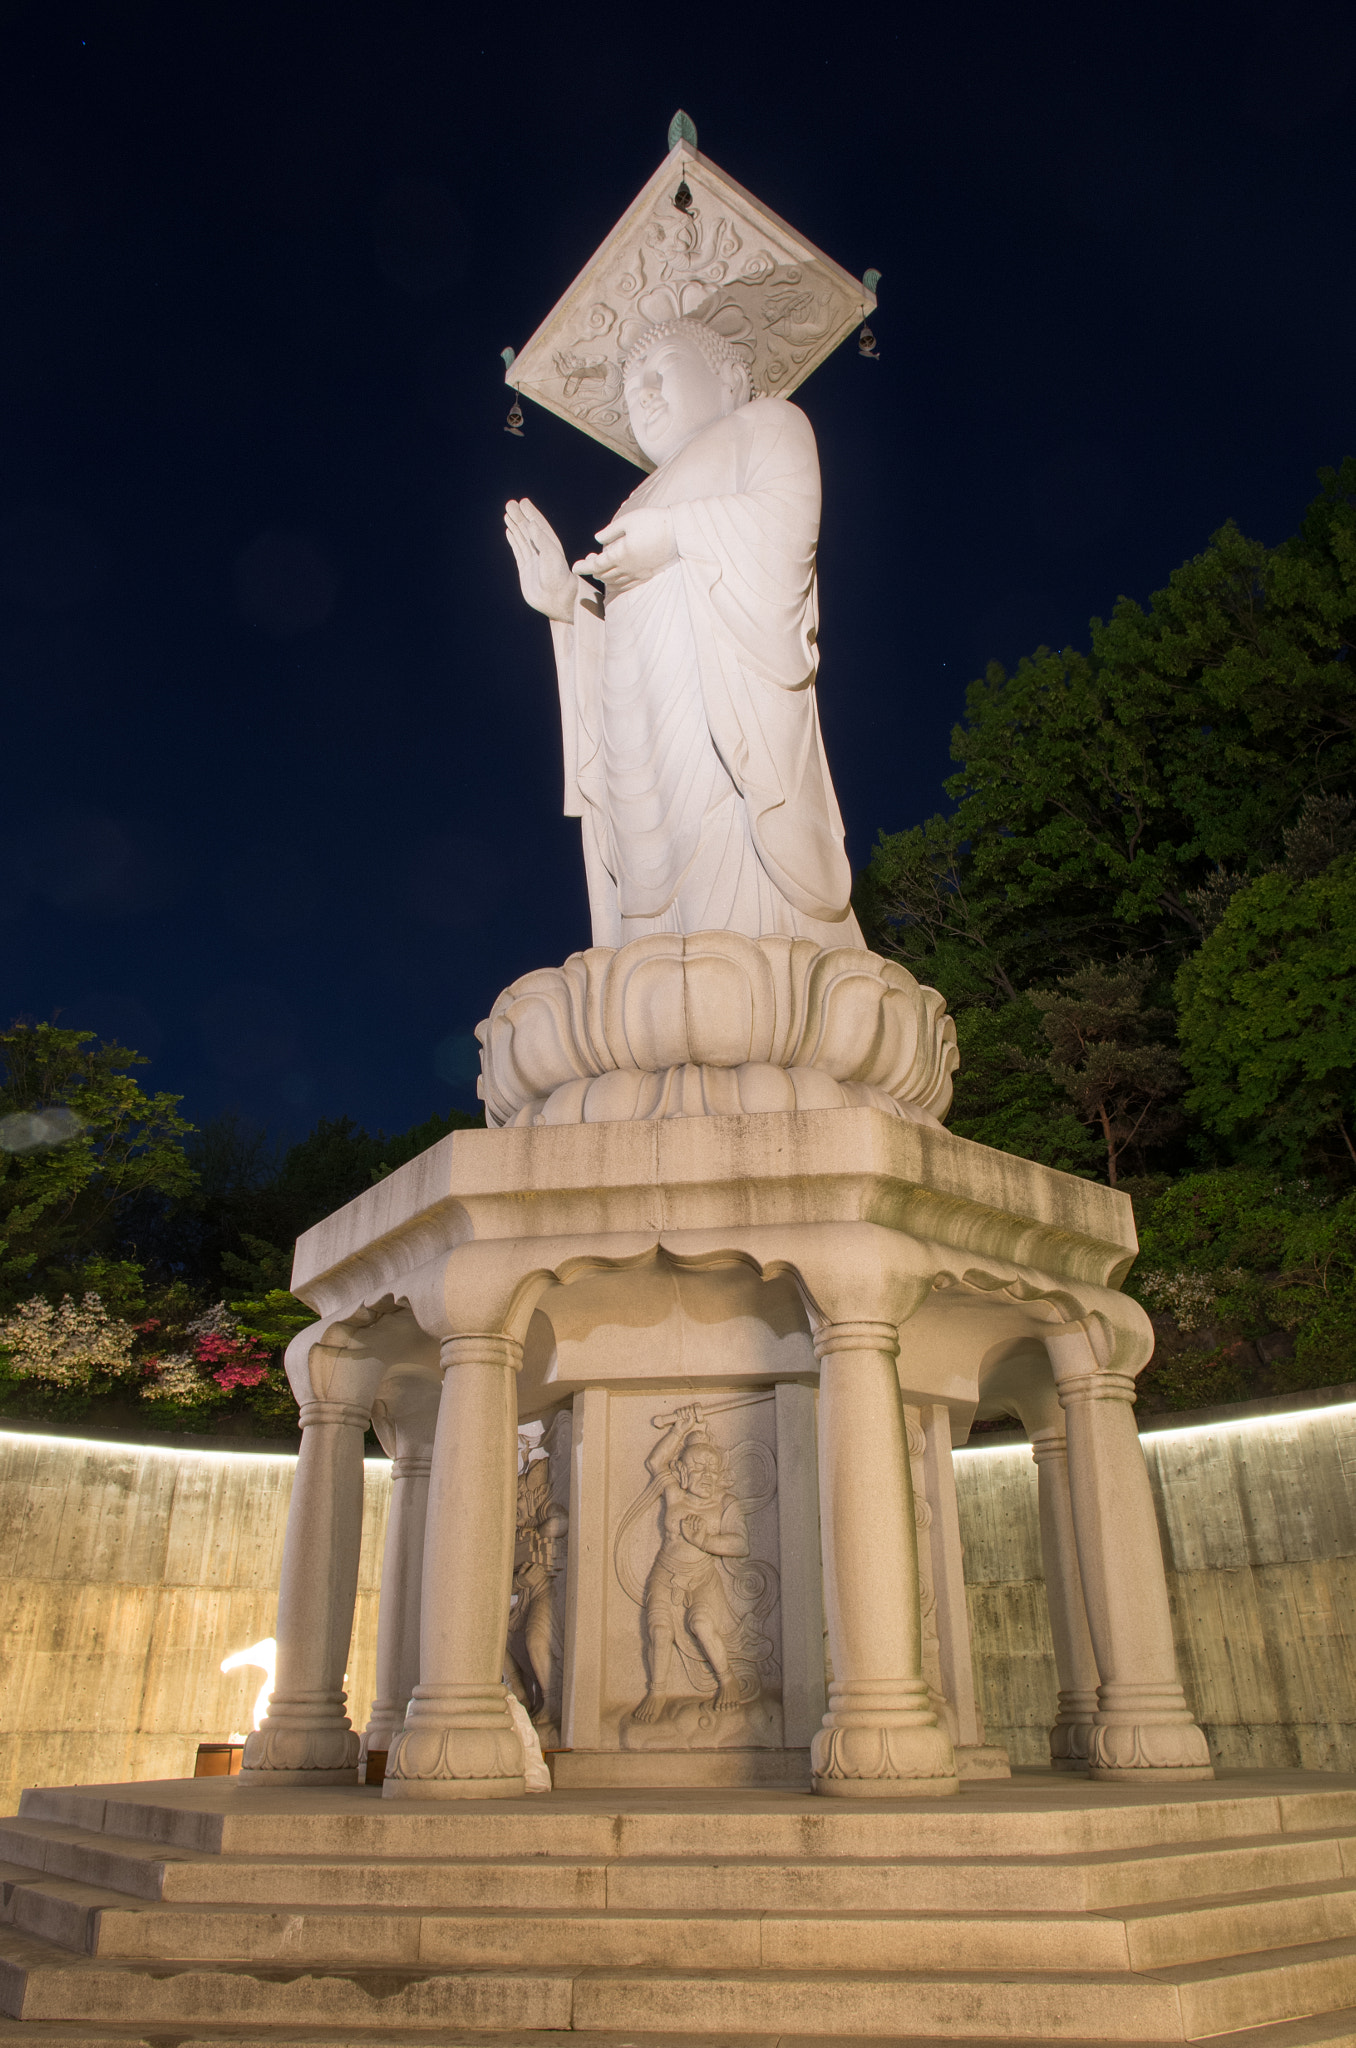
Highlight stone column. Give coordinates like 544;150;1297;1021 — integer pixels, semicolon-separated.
239;1398;368;1785
811;1320;958;1798
1047;1326;1212;1781
774;1381;827;1750
364;1449;432;1758
922;1403;1010;1776
383;1335;527;1799
903;1403;954;1737
1030;1423;1101;1770
560;1386;608;1753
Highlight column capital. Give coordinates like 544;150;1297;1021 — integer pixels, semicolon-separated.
439;1332;523;1375
1056;1369;1138;1410
297;1398;371;1431
813;1318;899;1362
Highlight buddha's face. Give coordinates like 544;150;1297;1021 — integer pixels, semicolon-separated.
624;331;741;466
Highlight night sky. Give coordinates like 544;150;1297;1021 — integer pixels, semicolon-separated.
3;2;1354;1140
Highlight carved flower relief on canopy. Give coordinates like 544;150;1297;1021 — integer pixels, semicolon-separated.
548;205;856;463
507;143;874;470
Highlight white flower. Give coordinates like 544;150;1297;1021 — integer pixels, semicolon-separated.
1137;1268;1247;1333
186;1302;239;1342
139;1352;214;1403
0;1292;136;1387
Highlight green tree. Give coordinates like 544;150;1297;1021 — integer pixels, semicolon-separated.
946;1000;1103;1176
0;1023;195;1305
950;464;1356;963
1176;855;1356;1170
1129;1169;1356;1405
1029;963;1184;1187
854;816;1023;1005
859;461;1356;995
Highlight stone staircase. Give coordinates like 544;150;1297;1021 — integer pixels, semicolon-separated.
1;1772;1355;2044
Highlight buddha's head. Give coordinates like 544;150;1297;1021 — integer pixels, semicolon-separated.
623;317;750;466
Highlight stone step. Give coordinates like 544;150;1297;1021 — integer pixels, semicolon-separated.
18;1778;1356;1865
8;1869;1356;1975
1157;1938;1356;2039
1118;1880;1356;1969
570;1943;1356;2040
0;1887;1131;1970
7;1817;1355;1918
604;1834;1356;1916
0;2026;1354;2048
5;1919;1356;2040
0;1929;575;2033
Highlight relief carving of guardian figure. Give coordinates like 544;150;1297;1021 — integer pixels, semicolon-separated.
615;1397;780;1749
505;1427;569;1748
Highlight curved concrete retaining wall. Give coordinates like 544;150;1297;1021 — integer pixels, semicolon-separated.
1;1399;1353;1809
0;1433;388;1812
956;1398;1356;1771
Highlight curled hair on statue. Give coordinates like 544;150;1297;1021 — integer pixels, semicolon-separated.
623;316;752;405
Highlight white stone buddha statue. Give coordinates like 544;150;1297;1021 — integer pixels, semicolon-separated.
505;315;864;951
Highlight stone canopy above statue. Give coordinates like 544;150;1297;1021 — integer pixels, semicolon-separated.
503;111;878;470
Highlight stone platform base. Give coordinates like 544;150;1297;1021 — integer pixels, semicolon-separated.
955;1740;1013;1778
552;1746;812;1788
552;1742;1011;1789
3;1769;1356;2041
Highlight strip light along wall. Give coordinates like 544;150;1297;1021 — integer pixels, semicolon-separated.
5;1402;1352;1470
0;1429;392;1471
955;1399;1356;1455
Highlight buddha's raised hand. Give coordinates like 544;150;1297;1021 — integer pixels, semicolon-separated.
504;498;577;624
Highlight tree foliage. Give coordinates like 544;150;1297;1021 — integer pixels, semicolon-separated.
1030;963;1183;1187
0;1038;483;1436
1177;856;1356;1170
863;459;1356;998
858;458;1356;1407
0;1023;195;1304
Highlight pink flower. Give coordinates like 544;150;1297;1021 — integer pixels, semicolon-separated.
211;1362;268;1390
194;1332;267;1370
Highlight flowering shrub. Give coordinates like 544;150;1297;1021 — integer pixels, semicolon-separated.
139;1351;216;1405
0;1293;137;1387
140;1303;269;1401
1136;1267;1247;1333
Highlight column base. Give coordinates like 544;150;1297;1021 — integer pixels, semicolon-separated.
1049;1688;1099;1772
237;1766;361;1787
1088;1683;1214;1781
362;1703;407;1757
384;1775;526;1800
382;1685;527;1801
238;1707;360;1787
811;1684;959;1799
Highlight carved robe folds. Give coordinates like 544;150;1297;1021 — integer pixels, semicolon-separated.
549;399;862;949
